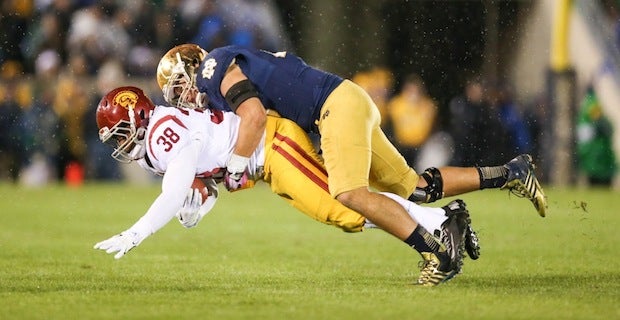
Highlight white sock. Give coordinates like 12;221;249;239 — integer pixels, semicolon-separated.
364;192;447;235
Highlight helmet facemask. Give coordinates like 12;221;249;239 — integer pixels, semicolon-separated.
162;52;207;110
99;110;147;163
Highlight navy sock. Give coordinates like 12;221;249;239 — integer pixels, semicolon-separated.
476;166;508;189
404;225;441;253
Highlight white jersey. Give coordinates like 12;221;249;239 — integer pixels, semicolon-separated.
126;106;264;242
137;106;265;177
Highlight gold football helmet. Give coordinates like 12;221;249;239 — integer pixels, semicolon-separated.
157;44;208;109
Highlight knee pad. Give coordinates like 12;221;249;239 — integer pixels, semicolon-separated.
418;167;444;203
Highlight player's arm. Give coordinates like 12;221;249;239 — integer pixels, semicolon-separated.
220;64;266;191
93;139;202;259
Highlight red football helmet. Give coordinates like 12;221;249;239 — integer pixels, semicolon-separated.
96;86;155;163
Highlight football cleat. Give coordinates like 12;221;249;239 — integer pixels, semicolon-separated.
415;200;472;287
442;199;481;262
439;200;468;273
501;154;548;217
414;252;457;287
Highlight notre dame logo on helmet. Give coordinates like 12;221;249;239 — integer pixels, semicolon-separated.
113;90;139;110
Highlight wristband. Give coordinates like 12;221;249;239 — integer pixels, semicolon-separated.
226;153;250;174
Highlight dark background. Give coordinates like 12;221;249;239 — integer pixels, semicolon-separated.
273;0;526;128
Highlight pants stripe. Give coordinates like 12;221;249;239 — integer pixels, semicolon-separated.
274;132;327;176
272;134;329;193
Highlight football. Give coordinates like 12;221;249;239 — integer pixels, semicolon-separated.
191;178;210;204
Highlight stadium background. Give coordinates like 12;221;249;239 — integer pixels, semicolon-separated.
0;0;618;187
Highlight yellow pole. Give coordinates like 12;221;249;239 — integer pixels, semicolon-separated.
550;0;573;72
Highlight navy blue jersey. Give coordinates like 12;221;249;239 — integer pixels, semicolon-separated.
196;45;343;132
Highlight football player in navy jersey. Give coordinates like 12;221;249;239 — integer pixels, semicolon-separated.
156;44;547;286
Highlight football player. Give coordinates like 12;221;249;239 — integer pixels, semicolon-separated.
155;44;547;285
93;86;479;286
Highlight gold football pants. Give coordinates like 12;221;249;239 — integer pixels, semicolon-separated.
318;80;419;198
262;115;366;232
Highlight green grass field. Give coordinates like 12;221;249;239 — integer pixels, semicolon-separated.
0;182;618;319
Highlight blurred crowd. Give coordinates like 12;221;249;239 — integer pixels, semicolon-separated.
0;0;289;186
0;0;616;187
353;68;542;173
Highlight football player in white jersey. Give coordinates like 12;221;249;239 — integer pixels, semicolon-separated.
92;86;480;286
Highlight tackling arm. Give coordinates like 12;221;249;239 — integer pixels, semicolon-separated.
220;64;266;191
222;64;266;158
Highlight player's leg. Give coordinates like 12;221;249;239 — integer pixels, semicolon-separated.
412;154;547;217
356;97;546;217
350;90;480;266
379;192;480;262
318;81;417;238
319;80;462;286
319;82;412;237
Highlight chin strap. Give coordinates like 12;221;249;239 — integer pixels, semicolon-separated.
196;92;207;109
128;127;147;160
128;143;145;161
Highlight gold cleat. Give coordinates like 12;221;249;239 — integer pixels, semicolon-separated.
501;154;548;217
414;252;457;287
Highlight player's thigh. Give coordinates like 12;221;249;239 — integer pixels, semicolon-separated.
318;80;376;196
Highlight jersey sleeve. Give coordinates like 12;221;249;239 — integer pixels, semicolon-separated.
196;47;237;111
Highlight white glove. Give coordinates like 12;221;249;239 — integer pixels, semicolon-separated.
224;154;254;192
176;179;219;228
93;231;143;259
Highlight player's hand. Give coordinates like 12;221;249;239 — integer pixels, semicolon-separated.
223;168;255;192
93;231;142;259
177;188;202;227
224;154;254;192
176;180;219;228
204;177;219;197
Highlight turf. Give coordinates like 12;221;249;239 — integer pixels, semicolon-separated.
0;182;618;319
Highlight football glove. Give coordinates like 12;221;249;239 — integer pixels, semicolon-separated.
224;154;255;192
176;179;219;228
223;168;255;192
93;230;143;259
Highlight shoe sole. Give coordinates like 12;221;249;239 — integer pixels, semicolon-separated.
454;207;480;261
414;269;459;287
503;176;547;217
464;225;480;260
